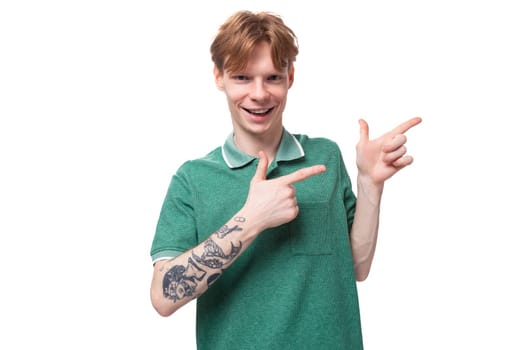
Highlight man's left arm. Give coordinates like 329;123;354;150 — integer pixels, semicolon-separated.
350;117;422;281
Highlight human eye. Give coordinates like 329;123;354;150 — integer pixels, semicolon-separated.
232;74;250;82
267;74;287;84
267;75;283;82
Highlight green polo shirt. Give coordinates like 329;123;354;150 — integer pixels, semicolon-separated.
151;129;363;349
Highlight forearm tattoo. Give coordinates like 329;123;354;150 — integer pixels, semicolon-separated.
192;239;241;268
216;224;242;238
163;257;205;301
162;219;245;302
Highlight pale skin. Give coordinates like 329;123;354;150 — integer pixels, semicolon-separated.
351;116;422;281
150;41;421;316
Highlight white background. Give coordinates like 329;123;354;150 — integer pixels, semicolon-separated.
1;0;524;349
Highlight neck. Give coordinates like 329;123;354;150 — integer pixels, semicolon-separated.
233;128;283;163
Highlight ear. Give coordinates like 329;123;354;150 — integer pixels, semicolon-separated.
213;65;224;91
287;64;295;89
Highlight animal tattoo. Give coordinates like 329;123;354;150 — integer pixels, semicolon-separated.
162;221;244;302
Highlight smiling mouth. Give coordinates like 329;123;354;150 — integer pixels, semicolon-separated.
242;107;274;117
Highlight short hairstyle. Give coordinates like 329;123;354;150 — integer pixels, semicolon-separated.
210;11;299;74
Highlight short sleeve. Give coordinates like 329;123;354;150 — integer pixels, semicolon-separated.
337;148;357;228
150;164;198;263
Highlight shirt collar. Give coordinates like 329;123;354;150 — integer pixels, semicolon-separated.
221;128;305;169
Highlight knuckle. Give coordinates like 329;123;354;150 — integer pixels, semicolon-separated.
291;205;299;218
284;205;299;222
285;186;295;197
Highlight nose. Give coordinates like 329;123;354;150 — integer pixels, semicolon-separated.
250;79;270;101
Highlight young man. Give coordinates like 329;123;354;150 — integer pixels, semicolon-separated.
150;10;421;349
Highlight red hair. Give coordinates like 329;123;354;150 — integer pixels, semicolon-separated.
210;11;299;73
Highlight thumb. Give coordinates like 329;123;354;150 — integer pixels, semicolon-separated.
358;119;369;143
251;151;268;183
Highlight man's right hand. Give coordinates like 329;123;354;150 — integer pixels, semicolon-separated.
242;151;326;231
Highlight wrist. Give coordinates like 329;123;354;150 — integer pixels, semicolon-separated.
231;209;264;242
356;175;384;204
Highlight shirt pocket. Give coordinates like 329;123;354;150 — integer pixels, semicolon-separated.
289;201;333;255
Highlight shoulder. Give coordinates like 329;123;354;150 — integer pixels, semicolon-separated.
165;146;225;194
176;146;225;175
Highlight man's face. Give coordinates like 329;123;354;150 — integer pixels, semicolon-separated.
214;42;294;142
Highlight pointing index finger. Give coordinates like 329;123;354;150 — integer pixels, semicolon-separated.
279;164;326;185
393;117;422;135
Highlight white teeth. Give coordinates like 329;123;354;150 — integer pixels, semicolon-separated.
248;108;270;114
242;107;273;115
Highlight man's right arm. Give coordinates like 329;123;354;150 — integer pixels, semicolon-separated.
150;212;260;316
150;151;326;317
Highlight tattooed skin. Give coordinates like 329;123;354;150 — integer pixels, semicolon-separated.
192;239;242;269
207;273;222;286
163;257;206;301
216;224;242;239
162;219;246;302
